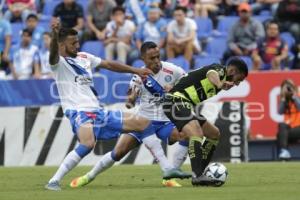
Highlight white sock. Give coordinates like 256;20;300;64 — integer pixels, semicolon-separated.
142;135;173;172
172;143;188;169
87;151;115;180
49;150;81;183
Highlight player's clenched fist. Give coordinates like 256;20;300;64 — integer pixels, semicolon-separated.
51;18;60;35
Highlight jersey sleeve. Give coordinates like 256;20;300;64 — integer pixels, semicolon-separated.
86;53;102;68
173;65;186;83
129;74;142;94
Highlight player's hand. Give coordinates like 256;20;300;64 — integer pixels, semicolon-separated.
164;85;172;92
135;68;153;80
221;81;234;90
51;18;60;36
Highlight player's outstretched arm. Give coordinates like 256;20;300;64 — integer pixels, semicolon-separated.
98;60;153;79
49;18;60;66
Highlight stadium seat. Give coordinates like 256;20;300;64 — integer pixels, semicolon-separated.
205;37;227;59
259;10;271;16
42;1;60;16
166;56;190;71
253;15;272;23
164;18;173;24
81;41;105;58
77;0;89;15
194;57;220;69
239;56;253;71
195;17;213;39
217;16;239;36
280;32;296;51
38;21;51;32
11;22;24;44
132;59;145;68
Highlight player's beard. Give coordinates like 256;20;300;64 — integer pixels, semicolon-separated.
66;48;78;58
226;75;233;82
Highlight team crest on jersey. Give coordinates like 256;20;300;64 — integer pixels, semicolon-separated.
164;75;172;82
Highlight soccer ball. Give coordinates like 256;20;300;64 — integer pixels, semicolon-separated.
203;162;228;187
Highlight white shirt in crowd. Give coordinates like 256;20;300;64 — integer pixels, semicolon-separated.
12;44;39;79
105;19;136;39
167;18;201;52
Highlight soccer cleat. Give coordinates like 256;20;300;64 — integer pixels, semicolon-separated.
163;168;192;180
162;179;182;187
279;148;291;160
191;174;221;187
45;181;61;191
177;168;193;179
70;175;93;188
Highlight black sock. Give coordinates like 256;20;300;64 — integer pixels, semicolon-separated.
201;138;219;170
188;136;204;177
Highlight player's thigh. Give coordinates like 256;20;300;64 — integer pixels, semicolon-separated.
181;119;205;138
168;127;188;144
113;134;140;159
202;121;220;140
77;123;96;148
163;95;195;132
121;112;150;132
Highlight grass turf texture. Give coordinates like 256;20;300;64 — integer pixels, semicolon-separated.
0;162;300;200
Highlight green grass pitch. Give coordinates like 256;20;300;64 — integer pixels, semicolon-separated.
1;162;300;200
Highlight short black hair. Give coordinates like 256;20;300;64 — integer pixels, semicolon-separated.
266;20;278;29
26;13;38;21
22;28;33;37
140;41;158;56
227;57;248;77
58;28;78;42
174;6;187;14
112;6;125;15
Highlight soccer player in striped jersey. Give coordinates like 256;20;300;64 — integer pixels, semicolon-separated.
69;42;192;188
45;18;155;191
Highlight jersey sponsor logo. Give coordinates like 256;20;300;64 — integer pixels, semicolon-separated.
164;75;172;82
162;67;173;74
75;75;92;85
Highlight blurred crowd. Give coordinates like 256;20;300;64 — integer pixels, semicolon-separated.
0;0;300;80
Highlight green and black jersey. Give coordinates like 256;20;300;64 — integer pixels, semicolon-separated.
169;63;226;105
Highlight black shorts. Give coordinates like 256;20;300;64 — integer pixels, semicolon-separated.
162;93;207;132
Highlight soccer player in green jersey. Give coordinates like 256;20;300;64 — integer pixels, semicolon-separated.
162;57;248;186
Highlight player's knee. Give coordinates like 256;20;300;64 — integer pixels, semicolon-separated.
111;149;125;161
75;144;93;158
82;139;95;149
213;127;221;140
